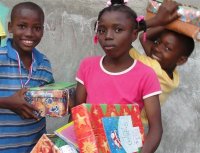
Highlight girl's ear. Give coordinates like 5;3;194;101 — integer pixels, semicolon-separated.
8;22;12;33
176;56;188;66
131;29;138;42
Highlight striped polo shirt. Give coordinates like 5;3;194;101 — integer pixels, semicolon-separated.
0;39;54;153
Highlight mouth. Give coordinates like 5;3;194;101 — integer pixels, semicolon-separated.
151;54;161;61
103;45;115;51
22;40;34;47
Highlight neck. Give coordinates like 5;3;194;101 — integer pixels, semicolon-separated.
165;69;174;79
103;54;134;72
17;51;32;69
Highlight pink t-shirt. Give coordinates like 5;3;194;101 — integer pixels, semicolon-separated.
76;56;161;110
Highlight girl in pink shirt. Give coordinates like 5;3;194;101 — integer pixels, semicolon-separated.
75;0;179;152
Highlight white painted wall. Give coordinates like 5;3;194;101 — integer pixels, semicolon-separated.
1;0;199;152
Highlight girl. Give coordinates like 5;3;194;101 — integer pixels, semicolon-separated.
75;0;179;152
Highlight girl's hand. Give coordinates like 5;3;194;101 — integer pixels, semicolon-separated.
155;0;180;26
6;88;39;120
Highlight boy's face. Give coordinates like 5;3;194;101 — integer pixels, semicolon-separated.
8;8;44;54
97;11;137;59
150;31;186;73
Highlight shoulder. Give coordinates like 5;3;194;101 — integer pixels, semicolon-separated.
33;48;52;68
79;56;101;67
135;60;157;77
0;46;8;54
0;46;9;61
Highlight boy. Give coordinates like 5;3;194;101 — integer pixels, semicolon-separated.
130;26;195;124
0;2;54;153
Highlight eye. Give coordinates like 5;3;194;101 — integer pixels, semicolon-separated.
115;27;123;33
18;24;26;29
34;26;43;32
97;28;106;35
154;40;160;45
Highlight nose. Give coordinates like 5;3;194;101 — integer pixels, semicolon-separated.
105;29;114;40
25;28;33;37
154;43;163;53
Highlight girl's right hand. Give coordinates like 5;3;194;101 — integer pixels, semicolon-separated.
155;0;180;26
6;88;39;120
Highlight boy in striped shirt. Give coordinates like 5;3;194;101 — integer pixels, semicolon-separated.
0;2;54;153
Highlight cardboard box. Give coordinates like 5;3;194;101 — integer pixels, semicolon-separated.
72;104;144;153
25;82;76;117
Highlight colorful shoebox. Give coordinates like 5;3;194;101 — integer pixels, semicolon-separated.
31;134;78;153
146;0;200;41
25;82;76;117
72;104;144;153
31;134;61;153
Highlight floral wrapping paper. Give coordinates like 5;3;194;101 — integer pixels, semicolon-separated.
25;82;76;117
72;104;144;153
146;0;200;41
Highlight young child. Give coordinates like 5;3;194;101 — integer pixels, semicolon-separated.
0;2;54;153
75;0;179;152
130;26;195;124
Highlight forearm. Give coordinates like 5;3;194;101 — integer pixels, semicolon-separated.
0;97;12;109
144;26;165;41
141;125;163;153
139;26;165;56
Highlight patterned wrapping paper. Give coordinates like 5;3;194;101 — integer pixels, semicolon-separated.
31;134;61;153
72;104;145;153
146;0;200;41
25;82;76;117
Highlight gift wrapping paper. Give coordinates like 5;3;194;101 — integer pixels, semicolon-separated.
25;82;76;117
72;104;144;153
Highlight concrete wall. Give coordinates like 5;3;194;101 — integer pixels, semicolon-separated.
1;0;199;152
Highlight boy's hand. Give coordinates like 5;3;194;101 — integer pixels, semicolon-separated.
7;88;39;120
155;0;180;26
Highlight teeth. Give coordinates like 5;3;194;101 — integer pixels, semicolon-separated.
23;40;34;45
152;54;160;61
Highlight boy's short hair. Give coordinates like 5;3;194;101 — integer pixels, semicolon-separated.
163;29;195;57
11;2;44;22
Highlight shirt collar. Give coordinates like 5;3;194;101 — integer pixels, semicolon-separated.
6;38;44;70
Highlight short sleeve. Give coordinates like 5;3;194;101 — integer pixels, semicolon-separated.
142;69;162;99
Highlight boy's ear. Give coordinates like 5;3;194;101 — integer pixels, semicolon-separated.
8;22;12;33
176;56;188;66
131;29;138;42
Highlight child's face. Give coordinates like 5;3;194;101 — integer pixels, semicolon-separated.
97;11;137;59
150;32;185;72
8;8;44;54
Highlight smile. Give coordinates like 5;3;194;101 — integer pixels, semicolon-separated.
151;54;161;61
22;40;34;46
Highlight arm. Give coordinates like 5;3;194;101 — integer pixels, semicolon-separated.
141;95;163;153
0;88;39;120
75;82;87;106
139;26;165;56
145;0;180;28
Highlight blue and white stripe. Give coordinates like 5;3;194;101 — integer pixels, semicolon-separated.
0;39;54;153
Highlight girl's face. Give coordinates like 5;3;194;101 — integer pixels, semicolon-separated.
97;11;137;59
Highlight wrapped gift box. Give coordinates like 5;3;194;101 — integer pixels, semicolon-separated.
72;104;144;153
25;82;76;117
146;0;200;41
31;134;61;153
31;134;78;153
